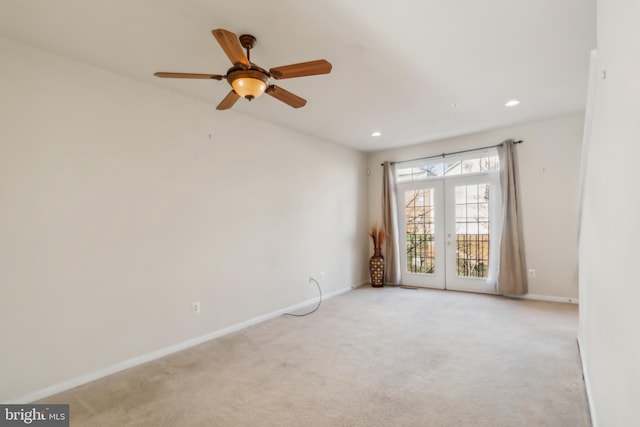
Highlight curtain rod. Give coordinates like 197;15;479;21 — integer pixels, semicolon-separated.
380;140;523;166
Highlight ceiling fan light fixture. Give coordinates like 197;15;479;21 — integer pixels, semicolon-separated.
228;69;269;100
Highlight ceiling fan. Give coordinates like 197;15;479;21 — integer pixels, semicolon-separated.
154;29;332;110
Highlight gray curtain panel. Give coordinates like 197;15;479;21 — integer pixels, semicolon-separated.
498;140;528;295
382;161;401;284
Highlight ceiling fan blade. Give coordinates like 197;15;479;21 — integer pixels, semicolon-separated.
269;59;332;80
216;90;241;110
154;72;224;80
266;85;307;108
212;29;250;68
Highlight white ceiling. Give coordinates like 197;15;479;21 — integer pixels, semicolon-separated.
0;0;596;152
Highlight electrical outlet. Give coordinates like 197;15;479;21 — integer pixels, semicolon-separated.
528;269;536;278
192;301;201;314
320;272;325;280
308;275;314;283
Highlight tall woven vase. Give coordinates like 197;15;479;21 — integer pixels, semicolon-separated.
369;247;384;287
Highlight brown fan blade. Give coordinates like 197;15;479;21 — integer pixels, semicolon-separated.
269;59;332;80
154;72;224;80
212;29;250;68
265;85;307;108
216;90;241;110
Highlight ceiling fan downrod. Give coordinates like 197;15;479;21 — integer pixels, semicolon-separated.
239;34;257;65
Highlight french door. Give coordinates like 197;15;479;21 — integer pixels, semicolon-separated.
398;175;499;294
398;180;445;289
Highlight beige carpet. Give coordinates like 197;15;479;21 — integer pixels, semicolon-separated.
39;286;591;426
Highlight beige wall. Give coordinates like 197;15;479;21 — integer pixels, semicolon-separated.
578;1;640;425
0;37;369;402
367;113;584;300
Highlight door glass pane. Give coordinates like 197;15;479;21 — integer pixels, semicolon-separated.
455;184;490;278
405;189;435;274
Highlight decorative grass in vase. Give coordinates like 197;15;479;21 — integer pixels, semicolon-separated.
369;224;386;287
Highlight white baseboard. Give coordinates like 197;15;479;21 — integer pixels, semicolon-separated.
351;281;370;289
7;285;353;404
512;294;578;304
577;337;598;427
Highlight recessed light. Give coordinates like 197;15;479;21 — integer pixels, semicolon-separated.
505;99;520;107
371;131;382;137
